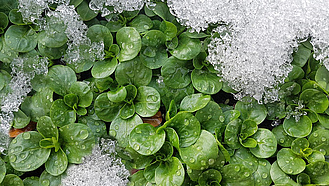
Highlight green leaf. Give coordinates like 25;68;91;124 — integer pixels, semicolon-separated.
37;116;58;139
91;58;118;78
38;43;67;60
250;128;277;158
318;113;329;129
152;2;175;21
110;114;143;148
191;69;222;95
240;138;257;148
195;101;225;133
0;158;6;183
296;173;311;184
125;84;138;102
116;27;141;62
224;119;242;149
120;103;135;119
270;161;299;186
63;93;78;109
128;14;153;33
69;81;93;108
59;123;95;163
115;57;152;87
128;170;154;186
0;174;23;186
180;130;218;170
134;86;160;117
0;12;8;34
299;89;329;113
140;46;168;69
160;21;177;41
291;138;309;156
253;159;272;186
78;116;107;141
240;120;258;140
265;101;286;120
161;56;193;89
47;65;77;96
306;150;325;164
292;44;312;67
26;87;53;122
23;177;40;186
76;0;98;21
50;99;76;127
185;30;210;38
165;36;178;49
94;93;124;122
142;30;166;47
235;97;267;124
220;164;254;186
170;33;201;60
164;127;180;150
286;65;304;81
305;161;329;184
37;17;67;48
45;148;68;176
283;115;312;138
229;148;259;173
144;162;159;183
8;131;51;172
107;86;127;103
309;129;329;156
129;124;165;155
315;65;329;92
166;112;201;148
272;125;295;147
39;170;62;186
180;93;211;112
198;169;222;186
277;148;306;175
5;25;37;52
156;141;173;161
12;109;30;129
87;24;113;50
155;157;185;186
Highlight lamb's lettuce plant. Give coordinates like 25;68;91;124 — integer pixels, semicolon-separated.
1;1;329;186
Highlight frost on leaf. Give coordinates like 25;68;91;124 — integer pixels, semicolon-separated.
89;0;148;17
0;56;48;153
61;138;129;186
167;0;329;102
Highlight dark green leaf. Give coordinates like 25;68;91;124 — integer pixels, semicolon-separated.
128;14;153;33
0;174;23;186
134;86;160;117
91;58;118;78
37;116;58;139
270;161;299;186
5;25;37;52
250;128;277;158
50;99;76;127
155;157;184;186
235;97;267;124
120;103;135;119
283;115;312;138
12;109;30;129
94;93;124;122
315;66;329;92
220;164;254;186
107;86;127;103
45;148;68;176
191;69;222;95
116;27;141;62
47;65;77;96
304;161;329;185
277;148;306;175
180;93;211;112
299;88;329;113
87;24;113;50
170;33;201;60
76;0;98;21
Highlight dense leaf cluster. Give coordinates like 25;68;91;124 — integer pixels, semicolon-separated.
0;0;329;185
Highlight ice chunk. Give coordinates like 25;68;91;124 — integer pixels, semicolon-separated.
61;138;129;186
168;0;329;102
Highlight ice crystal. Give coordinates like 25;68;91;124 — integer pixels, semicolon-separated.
0;56;48;153
18;0;69;23
168;0;329;102
89;0;156;17
61;138;129;186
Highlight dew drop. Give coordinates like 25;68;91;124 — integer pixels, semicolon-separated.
262;173;268;178
244;172;250;177
22;132;31;139
109;130;117;137
78;130;89;139
133;144;140;150
9;154;17;162
234;165;240;172
208;158;215;165
42;179;50;186
189;158;195;163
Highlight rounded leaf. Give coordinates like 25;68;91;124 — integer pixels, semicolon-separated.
253;159;272;186
59;123;95;164
94;93;123;122
37;116;58;139
191;69;222;95
224;119;242;149
5;25;37;52
155;157;184;186
115;57;152;87
170;33;201;60
91;58;117;78
167;112;201;148
107;86;127;103
272;125;295;147
47;65;77;96
69;81;93;108
129;123;165;155
235;97;267;124
0;158;5;183
180;93;211;112
87;24;113;50
45;148;68;176
161;56;193;89
198;169;222;186
142;30;166;47
229;148;259;173
134;86;160;117
291;138;309;155
304;161;329;185
128;14;153;33
315;66;329;92
116;27;141;62
308;129;329;155
39;170;62;186
277;148;306;175
180;130;219;170
299;89;329;113
110;114;143;148
270;161;299;186
220;164;254;186
0;174;23;186
8;131;51;172
283;115;312;138
250;128;277;158
140;46;168;69
195;101;225;133
50;99;76;127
